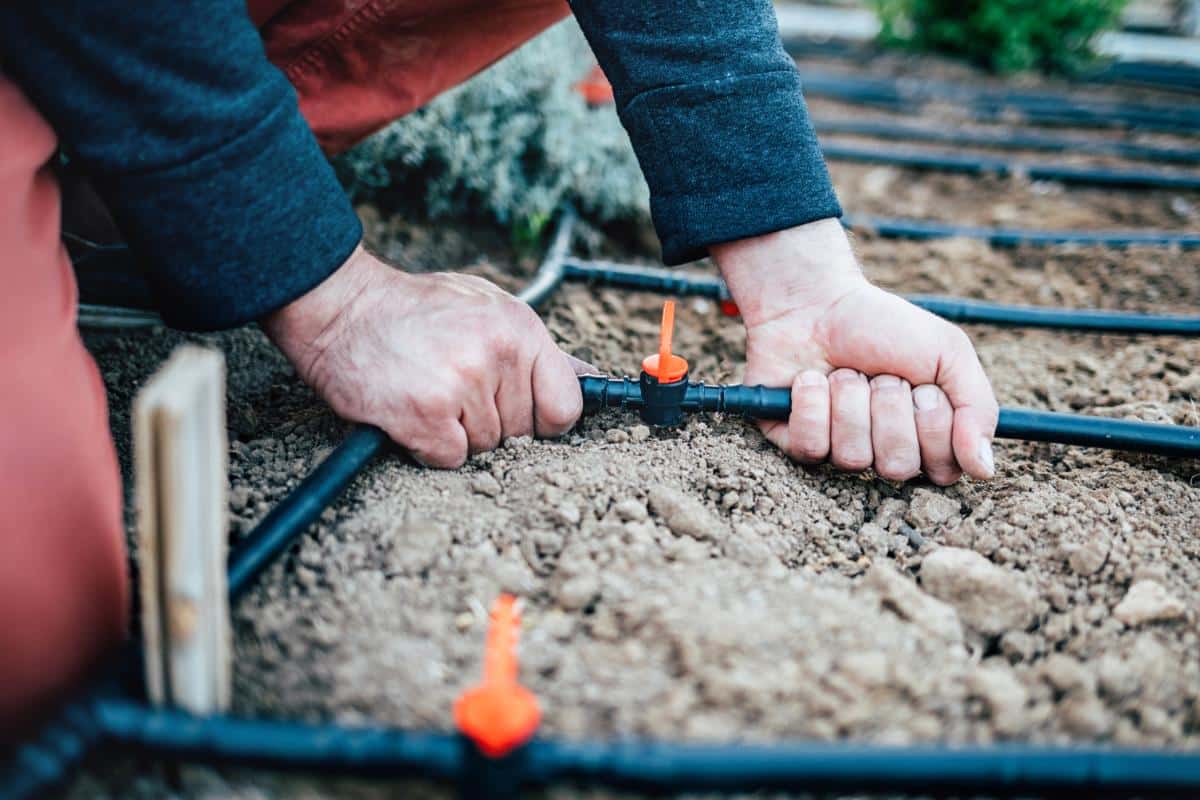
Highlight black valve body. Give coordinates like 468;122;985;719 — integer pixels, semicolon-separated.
638;370;689;427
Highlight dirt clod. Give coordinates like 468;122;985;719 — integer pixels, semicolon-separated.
1113;580;1187;627
919;547;1037;636
647;486;727;541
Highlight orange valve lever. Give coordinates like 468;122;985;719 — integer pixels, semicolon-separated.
641;300;689;383
453;595;541;758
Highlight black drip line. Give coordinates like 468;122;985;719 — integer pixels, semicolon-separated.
8;210;1200;800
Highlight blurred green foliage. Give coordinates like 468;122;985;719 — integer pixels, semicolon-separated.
334;21;648;243
871;0;1130;73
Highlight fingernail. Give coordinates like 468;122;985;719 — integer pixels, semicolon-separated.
798;369;826;387
913;384;940;411
978;439;996;478
872;375;901;389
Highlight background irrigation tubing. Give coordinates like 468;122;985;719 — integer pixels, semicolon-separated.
812;119;1200;166
797;71;1200;132
840;214;1200;248
818;142;1200;191
562;258;1200;336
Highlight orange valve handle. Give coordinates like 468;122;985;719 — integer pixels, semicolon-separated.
641;300;689;383
453;595;541;758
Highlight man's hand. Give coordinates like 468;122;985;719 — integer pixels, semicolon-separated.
262;246;584;468
711;219;998;485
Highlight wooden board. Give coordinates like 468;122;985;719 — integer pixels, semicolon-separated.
134;346;231;715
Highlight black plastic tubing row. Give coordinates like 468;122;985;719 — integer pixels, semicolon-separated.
819;141;1200;191
799;70;1200;133
562;258;1200;336
579;377;1200;459
842;214;1200;248
813;119;1200;166
76;698;1200;799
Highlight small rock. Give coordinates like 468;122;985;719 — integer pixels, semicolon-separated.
907;489;960;529
552;502;582;527
865;562;963;644
919;547;1037;636
605;428;630;443
390;517;451;574
630;425;651;442
968;663;1029;737
1060;528;1110;577
1040;654;1095;695
999;630;1037;663
1059;692;1112;737
469;472;501;497
724;524;776;567
857;522;891;558
556;574;600;610
648;486;727;541
229;485;252;512
1114;580;1186;626
613;498;648;522
840;651;890;687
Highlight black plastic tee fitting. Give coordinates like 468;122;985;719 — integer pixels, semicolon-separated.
639;370;689;427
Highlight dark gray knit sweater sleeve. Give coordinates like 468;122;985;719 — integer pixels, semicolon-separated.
568;1;841;265
0;1;362;331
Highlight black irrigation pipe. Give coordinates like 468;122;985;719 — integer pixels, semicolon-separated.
579;377;1200;459
226;207;579;599
563;257;1200;335
799;70;1200;133
8;209;1200;800
813;118;1200;166
819;141;1200;191
841;213;1200;248
76;699;1200;799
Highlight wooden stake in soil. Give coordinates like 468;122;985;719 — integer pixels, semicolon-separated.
134;346;232;715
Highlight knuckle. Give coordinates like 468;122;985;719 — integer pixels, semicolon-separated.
877;455;921;481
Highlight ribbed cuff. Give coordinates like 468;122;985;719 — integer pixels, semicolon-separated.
99;100;362;331
619;69;842;265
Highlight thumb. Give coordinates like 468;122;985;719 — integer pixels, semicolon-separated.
565;352;602;377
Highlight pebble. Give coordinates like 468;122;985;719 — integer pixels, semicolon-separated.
906;490;960;529
1040;654;1095;694
648;486;727;541
613;498;648;522
1059;692;1112;737
605;428;630;443
1114;580;1186;626
968;663;1028;737
390;517;451;574
469;472;501;497
919;547;1037;636
630;425;651;442
556;574;600;610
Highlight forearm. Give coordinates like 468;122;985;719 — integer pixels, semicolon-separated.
567;0;842;265
0;0;361;331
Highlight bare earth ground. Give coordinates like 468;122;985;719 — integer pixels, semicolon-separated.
66;55;1200;800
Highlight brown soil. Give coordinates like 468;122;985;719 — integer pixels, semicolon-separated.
67;46;1200;800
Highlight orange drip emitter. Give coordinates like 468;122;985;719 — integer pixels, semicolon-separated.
641;300;689;383
454;595;541;759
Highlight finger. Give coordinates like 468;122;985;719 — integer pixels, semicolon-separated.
532;344;583;438
829;368;872;472
937;328;999;480
460;388;503;455
870;375;920;481
786;370;831;463
496;364;535;441
397;419;470;469
912;383;961;486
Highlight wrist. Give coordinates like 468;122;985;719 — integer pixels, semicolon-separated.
261;243;382;373
710;218;866;328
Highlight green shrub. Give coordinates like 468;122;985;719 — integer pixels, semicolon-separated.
334;20;648;240
871;0;1130;73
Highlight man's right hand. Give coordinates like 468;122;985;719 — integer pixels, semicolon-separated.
262;246;584;468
